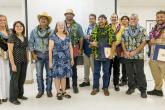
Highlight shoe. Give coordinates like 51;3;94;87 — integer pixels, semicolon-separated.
18;96;28;100
2;98;8;102
73;86;79;94
91;89;99;95
141;91;147;98
126;88;135;95
10;100;21;105
114;85;120;91
62;92;71;99
56;93;63;100
103;88;110;96
147;89;164;97
66;85;70;90
47;91;53;97
79;82;90;87
119;81;127;86
36;92;44;98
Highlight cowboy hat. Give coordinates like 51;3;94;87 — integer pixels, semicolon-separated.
38;12;52;24
64;9;75;16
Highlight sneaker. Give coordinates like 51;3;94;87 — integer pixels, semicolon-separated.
56;93;63;100
114;85;120;91
147;89;164;97
36;92;44;98
91;89;99;95
103;88;110;96
141;91;147;98
126;88;135;95
79;82;90;87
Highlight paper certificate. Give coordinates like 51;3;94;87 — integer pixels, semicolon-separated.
104;47;111;58
157;48;165;62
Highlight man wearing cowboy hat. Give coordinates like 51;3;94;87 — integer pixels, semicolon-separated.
29;12;53;98
64;9;84;93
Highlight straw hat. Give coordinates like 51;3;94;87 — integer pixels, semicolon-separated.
38;12;52;24
64;9;75;16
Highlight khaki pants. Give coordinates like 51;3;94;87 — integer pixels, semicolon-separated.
149;60;165;90
83;54;94;82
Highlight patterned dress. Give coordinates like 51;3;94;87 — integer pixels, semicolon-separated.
49;34;72;78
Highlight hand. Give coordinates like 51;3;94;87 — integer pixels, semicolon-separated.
91;41;97;47
32;53;38;60
71;58;74;66
109;54;114;59
124;51;130;58
12;64;17;72
129;50;137;57
49;63;53;69
150;38;155;45
78;49;83;55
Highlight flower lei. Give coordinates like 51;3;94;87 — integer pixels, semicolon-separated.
65;20;79;45
109;23;121;35
149;23;165;39
91;24;114;58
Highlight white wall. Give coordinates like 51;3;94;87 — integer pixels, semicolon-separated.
0;6;24;28
27;0;115;36
118;6;165;28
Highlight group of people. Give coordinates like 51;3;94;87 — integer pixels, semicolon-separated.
0;9;165;105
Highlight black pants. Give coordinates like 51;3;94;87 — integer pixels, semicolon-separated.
121;63;127;82
66;57;78;87
9;62;27;101
125;59;147;92
109;56;120;86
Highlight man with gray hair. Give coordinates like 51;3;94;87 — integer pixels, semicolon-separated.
122;14;148;98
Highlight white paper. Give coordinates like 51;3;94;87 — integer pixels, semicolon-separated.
104;47;111;58
157;48;165;62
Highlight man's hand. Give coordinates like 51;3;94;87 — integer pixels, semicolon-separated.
129;50;137;57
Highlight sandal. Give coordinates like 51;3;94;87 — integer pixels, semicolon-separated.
62;92;71;99
56;93;63;100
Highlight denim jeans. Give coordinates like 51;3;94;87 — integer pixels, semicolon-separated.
93;59;110;89
35;53;52;92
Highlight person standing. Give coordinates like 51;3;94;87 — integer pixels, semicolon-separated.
147;10;165;97
8;21;28;105
90;14;115;96
29;12;53;98
0;14;10;104
79;14;96;87
49;21;74;100
122;14;148;98
64;9;84;93
119;15;130;86
109;13;124;91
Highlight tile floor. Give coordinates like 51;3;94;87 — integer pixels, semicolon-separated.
0;62;165;110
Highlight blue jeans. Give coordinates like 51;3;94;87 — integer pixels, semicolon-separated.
35;54;52;92
93;60;110;89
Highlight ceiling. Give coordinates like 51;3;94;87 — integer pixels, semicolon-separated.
0;0;22;7
118;0;165;7
0;0;165;7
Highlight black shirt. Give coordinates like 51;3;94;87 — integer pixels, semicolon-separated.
8;35;28;63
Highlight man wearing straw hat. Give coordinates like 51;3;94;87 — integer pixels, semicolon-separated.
29;12;53;98
64;9;84;93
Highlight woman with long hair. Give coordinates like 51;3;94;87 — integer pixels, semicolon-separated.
8;21;28;105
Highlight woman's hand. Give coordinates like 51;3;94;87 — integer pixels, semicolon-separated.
49;62;53;69
11;64;17;72
71;58;74;66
